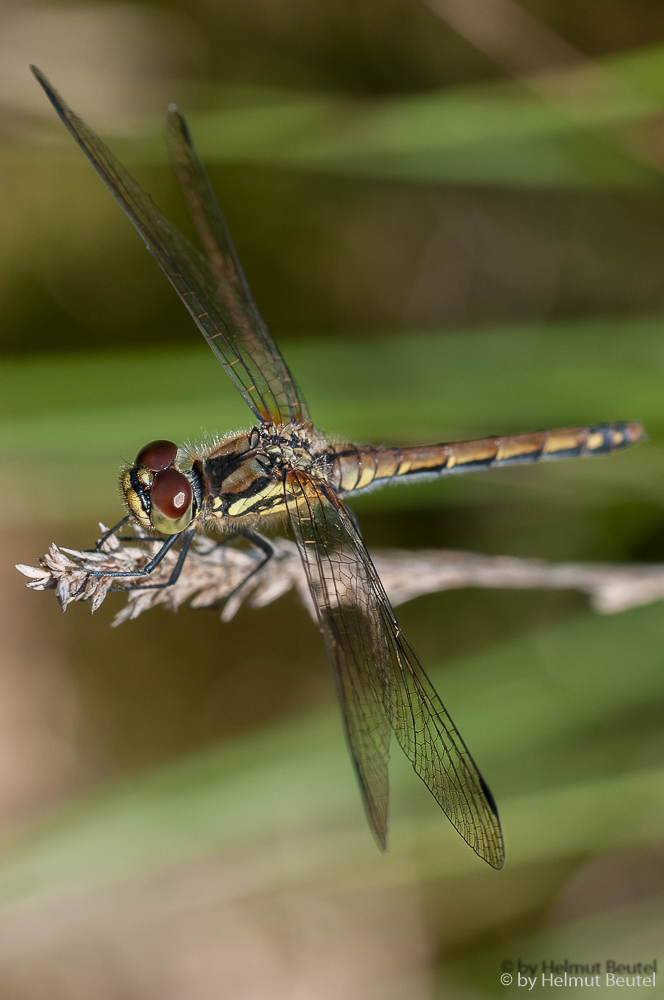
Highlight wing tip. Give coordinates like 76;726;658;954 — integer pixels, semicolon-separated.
30;64;73;126
30;64;50;95
480;775;500;819
486;841;506;870
165;104;193;148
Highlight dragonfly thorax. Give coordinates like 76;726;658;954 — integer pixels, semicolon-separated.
192;423;328;522
256;421;327;469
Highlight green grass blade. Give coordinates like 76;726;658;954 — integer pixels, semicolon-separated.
14;43;664;188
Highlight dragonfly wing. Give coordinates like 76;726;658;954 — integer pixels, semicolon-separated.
32;65;304;427
287;471;391;845
164;109;309;427
287;471;505;867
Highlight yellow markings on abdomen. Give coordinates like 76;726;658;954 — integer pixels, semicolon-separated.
327;421;645;494
445;438;495;469
496;432;546;462
542;427;586;456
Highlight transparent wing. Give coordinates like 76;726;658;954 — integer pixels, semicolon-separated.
32;65;307;428
287;470;505;868
164;109;309;427
287;471;391;843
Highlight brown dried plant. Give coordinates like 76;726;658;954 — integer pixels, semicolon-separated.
16;526;664;625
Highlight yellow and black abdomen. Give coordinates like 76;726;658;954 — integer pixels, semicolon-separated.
328;421;645;495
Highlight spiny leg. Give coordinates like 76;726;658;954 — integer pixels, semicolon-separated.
85;515;131;553
114;527;197;592
83;515;164;553
223;526;275;606
74;530;186;599
191;527;276;613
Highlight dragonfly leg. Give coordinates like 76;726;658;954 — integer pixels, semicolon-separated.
184;529;275;613
114;527;197;592
72;530;186;599
86;515;163;550
81;515;131;554
220;527;275;609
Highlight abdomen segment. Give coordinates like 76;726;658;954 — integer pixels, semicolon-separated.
328;421;645;495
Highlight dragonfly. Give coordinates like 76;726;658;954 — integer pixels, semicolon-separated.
32;66;645;870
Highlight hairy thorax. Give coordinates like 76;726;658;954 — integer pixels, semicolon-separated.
185;422;330;526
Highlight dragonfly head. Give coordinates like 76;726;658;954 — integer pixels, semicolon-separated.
121;440;195;535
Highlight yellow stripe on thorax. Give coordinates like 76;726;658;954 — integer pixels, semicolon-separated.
224;481;289;518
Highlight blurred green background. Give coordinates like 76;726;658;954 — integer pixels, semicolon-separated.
2;0;664;996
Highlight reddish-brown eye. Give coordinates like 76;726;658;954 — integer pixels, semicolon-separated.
151;469;193;520
135;440;178;471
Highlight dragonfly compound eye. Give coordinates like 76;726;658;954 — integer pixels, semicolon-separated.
149;468;194;534
135;440;178;471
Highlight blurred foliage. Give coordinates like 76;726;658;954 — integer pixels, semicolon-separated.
1;595;663;967
6;40;664;352
3;0;664;995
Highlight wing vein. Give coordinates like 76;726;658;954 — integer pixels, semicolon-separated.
287;470;505;867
